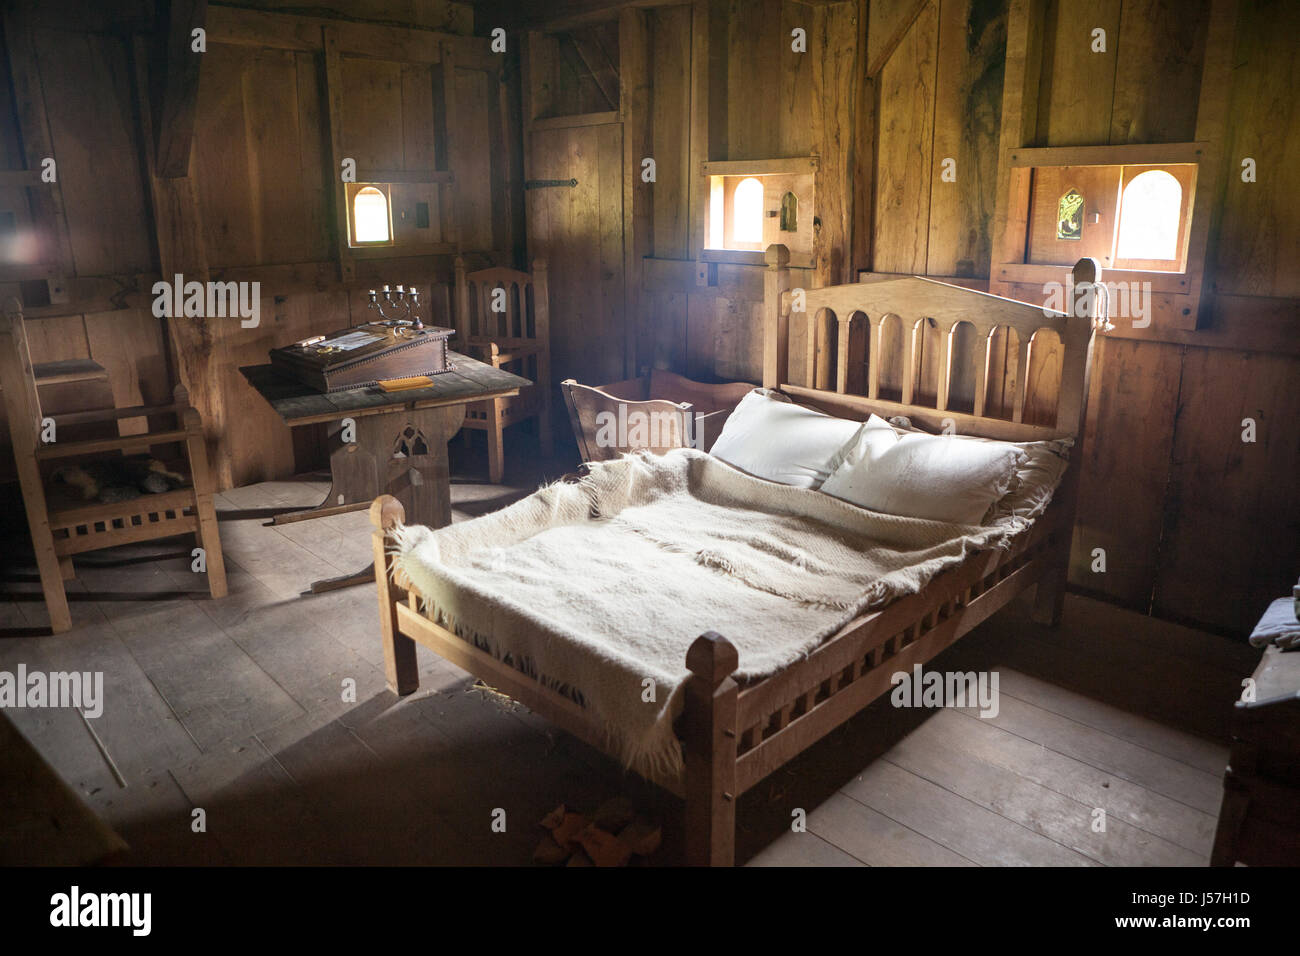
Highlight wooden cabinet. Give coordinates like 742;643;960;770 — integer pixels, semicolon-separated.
1211;644;1300;866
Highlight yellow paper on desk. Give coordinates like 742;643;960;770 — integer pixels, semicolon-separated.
377;376;435;392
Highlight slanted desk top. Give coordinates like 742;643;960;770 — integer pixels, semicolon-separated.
240;349;527;426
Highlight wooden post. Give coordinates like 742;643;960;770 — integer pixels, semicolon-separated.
762;244;791;389
371;495;419;695
0;297;71;633
683;631;739;867
619;7;650;379
532;257;553;452
1034;257;1106;627
453;255;470;343
180;387;228;599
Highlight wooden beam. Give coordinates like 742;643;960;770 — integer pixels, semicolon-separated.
810;1;860;287
701;157;818;176
620;6;651;377
2;0;76;301
686;0;712;260
850;0;874;275
152;0;207;178
866;0;929;78
321;26;355;283
527;110;619;131
1187;0;1240;328
132;35;220;484
438;41;462;250
989;0;1048;283
481;0;684;34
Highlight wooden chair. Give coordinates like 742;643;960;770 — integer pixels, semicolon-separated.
453;257;553;483
561;379;693;463
0;297;227;633
563;369;755;462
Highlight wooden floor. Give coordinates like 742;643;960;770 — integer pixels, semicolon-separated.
0;433;1259;866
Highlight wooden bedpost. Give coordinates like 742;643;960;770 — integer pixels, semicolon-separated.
371;494;419;695
683;631;740;866
1035;257;1108;627
763;244;791;389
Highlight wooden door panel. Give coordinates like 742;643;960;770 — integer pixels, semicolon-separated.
527;123;626;387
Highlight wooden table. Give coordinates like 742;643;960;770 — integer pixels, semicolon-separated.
241;350;528;592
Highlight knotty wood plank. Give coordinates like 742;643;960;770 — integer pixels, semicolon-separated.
621;6;651;374
166;733;336;865
95;596;305;750
745;825;868;867
926;0;1007;279
996;669;1227;775
36;28;155;275
1211;0;1300;297
1154;347;1300;632
1035;0;1121;147
1068;337;1181;606
16;601;202;777
961;693;1224;814
1108;0;1208;145
841;758;1097;865
926;707;1218;856
810;0;859;287
649;4;691;259
806;789;976;866
872;0;937;274
866;0;929;77
887;712;1206;864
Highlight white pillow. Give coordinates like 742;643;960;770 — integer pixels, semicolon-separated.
885;416;1071;521
820;414;1026;524
709;389;861;489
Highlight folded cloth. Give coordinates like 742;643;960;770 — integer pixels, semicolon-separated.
1249;597;1300;650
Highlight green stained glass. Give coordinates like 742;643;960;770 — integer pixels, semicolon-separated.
1057;188;1083;241
780;191;798;232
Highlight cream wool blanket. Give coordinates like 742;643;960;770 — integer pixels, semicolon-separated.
391;448;1031;781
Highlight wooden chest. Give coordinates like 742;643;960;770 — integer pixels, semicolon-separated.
1211;643;1300;865
269;323;454;393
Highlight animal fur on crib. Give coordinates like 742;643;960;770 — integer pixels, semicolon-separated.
54;458;190;504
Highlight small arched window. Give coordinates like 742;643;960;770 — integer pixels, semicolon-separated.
352;186;391;244
1116;170;1182;261
732;177;764;244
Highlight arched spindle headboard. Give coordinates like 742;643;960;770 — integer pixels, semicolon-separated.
762;244;1107;442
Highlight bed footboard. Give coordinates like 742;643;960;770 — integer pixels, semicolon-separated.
683;632;740;867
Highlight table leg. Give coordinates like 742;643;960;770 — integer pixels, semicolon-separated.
269;417;384;525
305;404;464;593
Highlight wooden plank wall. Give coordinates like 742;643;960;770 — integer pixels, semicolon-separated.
0;0;517;490
619;0;1297;635
989;0;1300;634
634;0;823;385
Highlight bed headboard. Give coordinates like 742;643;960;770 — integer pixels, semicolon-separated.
762;244;1108;443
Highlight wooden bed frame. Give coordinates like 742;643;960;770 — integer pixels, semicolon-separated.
370;246;1109;866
